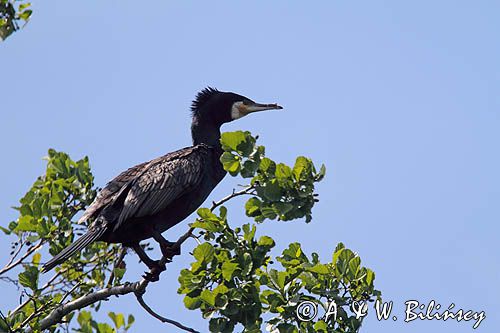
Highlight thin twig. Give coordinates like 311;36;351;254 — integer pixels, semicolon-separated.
17;299;52;331
10;271;63;320
106;247;127;287
0;241;43;276
59;281;82;305
0;310;12;333
135;292;200;333
0;276;19;288
210;186;255;211
4;237;26;269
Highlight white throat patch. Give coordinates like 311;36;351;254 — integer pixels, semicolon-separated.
231;101;245;120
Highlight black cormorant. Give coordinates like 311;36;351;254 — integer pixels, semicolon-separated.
41;87;282;280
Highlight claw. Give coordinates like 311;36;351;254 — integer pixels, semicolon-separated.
142;260;166;282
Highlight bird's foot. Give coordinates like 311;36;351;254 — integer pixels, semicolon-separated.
160;241;181;259
142;260;166;282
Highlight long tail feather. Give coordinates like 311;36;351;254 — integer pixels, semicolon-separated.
41;228;106;273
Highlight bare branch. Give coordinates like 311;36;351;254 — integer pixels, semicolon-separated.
59;281;82;305
37;280;148;331
5;237;26;269
18;299;52;331
106;247;127;287
210;186;255;211
0;241;43;276
135;292;200;333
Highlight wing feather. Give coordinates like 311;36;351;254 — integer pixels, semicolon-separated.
114;146;210;229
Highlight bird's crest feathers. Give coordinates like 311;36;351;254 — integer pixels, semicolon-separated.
191;87;219;116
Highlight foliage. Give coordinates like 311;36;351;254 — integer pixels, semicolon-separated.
177;131;380;332
0;149;131;332
0;131;380;333
220;131;325;223
0;0;32;41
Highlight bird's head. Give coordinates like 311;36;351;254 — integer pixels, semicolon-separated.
191;87;283;126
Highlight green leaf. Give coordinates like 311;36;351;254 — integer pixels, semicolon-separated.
314;320;328;331
241;252;253;276
0;226;11;235
193;243;215;264
241;160;259;178
221;131;247;151
307;264;330;274
261;206;277;219
18;9;32;22
293;156;309;180
15;215;37;232
213;284;229;297
77;310;92;327
209;317;234;333
108;312;124;329
263;179;282;201
273;202;294;215
113;267;126;284
32;252;41;266
245;197;262;217
259;157;275;173
221;261;239;281
220;152;240;176
275;323;297;333
276;163;292;181
96;323;114;333
19;3;31;12
268;269;286;290
348;256;361;276
191;220;222;232
197;208;220;222
18;266;38;291
316;164;326;181
257;236;275;248
200;289;215;306
242;223;256;242
366;269;375;286
125;314;135;330
184;295;202;310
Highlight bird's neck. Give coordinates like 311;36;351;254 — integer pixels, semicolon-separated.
191;118;222;149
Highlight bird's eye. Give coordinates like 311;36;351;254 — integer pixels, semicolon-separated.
242;99;253;105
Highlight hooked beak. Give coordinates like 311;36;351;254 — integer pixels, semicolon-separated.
240;102;283;115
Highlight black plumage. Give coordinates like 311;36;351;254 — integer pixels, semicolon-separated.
42;88;282;279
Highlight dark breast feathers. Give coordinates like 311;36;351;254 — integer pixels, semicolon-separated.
80;144;225;244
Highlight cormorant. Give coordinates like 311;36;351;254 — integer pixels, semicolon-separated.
41;87;282;280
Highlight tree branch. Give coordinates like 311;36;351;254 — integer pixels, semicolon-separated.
135;292;200;333
0;241;43;276
210;186;255;211
5;237;26;268
37;280;146;331
106;247;127;287
34;188;256;331
38;228;197;332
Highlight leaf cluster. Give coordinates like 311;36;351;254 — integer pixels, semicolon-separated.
177;131;380;332
0;0;32;41
180;209;381;333
220;131;325;223
0;149;132;332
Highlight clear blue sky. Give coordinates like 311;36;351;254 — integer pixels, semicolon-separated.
1;1;498;332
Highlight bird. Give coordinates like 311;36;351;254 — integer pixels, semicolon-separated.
41;87;282;280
